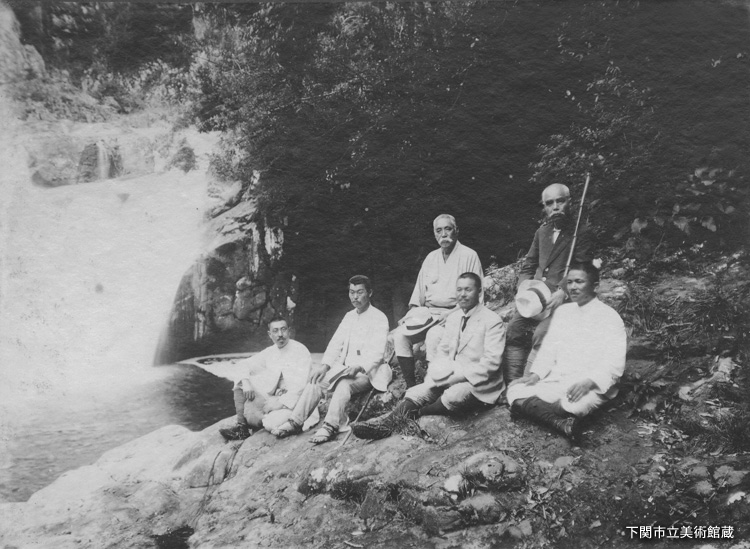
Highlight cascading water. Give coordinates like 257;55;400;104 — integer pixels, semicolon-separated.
0;151;208;396
0;95;235;501
95;140;110;180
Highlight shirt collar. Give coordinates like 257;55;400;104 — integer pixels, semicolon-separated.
355;304;371;315
577;297;599;312
461;303;480;319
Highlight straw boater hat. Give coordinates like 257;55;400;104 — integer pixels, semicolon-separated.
400;307;441;336
515;280;553;320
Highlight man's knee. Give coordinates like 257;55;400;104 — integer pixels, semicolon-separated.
333;379;353;396
440;382;479;412
560;395;602;417
404;382;441;407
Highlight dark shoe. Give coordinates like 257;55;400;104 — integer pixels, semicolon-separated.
557;416;583;444
509;401;523;422
518;397;583;442
351;415;394;440
220;423;252;441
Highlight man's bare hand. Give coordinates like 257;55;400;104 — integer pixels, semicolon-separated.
566;379;597;402
343;365;365;377
308;364;330;384
434;371;466;389
508;373;540;388
548;289;566;310
240;379;255;400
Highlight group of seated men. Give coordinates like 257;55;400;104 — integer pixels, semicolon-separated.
219;183;627;445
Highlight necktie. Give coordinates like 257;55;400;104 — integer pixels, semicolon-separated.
461;315;469;332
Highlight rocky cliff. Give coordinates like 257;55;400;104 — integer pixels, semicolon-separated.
0;0;44;85
155;202;298;365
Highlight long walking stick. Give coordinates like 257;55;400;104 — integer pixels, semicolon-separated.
340;388;375;447
561;173;592;285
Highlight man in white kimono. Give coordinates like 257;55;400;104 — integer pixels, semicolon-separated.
507;261;626;442
220;318;312;441
392;214;483;387
352;272;505;440
270;275;390;444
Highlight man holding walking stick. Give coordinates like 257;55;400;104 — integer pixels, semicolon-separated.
502;182;594;383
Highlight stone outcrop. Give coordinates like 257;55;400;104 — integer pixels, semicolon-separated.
3;397;747;548
22;120;205;187
0;409;532;548
155;199;298;364
0;1;44;84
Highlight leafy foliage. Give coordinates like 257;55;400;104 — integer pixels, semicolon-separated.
10;69;111;122
631;166;749;252
9;3;194;78
191;2;519;328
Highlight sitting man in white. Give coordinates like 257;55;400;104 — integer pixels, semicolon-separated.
392;214;483;387
352;272;505;440
270;275;390;444
507;261;626;442
220;317;312;441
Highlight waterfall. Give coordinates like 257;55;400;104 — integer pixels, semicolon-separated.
95;140;109;180
0;141;210;409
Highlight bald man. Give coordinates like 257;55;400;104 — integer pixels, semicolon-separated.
502;184;593;383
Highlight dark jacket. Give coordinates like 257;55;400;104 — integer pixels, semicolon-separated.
518;222;593;291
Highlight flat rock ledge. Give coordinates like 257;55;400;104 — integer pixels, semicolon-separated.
0;409;537;548
2;404;749;548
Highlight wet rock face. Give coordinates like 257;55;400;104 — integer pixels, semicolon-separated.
156;213;298;364
28;129;173;187
0;1;44;84
76;141;123;183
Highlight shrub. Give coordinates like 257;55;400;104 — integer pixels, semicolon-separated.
10;70;111;122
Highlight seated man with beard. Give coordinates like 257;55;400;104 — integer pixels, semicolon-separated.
502;183;594;383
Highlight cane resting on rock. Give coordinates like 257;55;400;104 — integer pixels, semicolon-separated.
507;261;626;442
502;183;593;383
269;275;390;444
352;272;505;440
392;214;483;387
219;318;312;441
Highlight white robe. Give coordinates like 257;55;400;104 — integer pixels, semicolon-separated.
409;241;483;309
507;298;626;416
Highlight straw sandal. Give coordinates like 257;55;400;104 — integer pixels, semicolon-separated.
309;422;338;444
